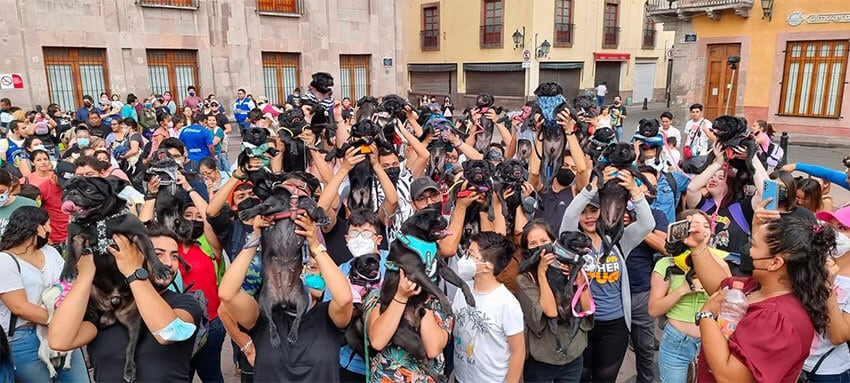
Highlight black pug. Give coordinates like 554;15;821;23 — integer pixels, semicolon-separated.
310;72;334;95
687;115;757;177
376;208;475;382
343;252;382;361
635;118;664;167
302;99;335;143
585;127;617;165
144;149;193;245
519;231;594;355
451;160;496;251
238;126;278;199
237;185;330;346
60;176;172;383
420;117;458;184
376;94;411;143
571;94;597;146
355;96;380;123
531;83;569;192
278;108;310;172
662;240;699;291
472;93;502;154
325;120;387;211
494;159;534;234
594;143;639;256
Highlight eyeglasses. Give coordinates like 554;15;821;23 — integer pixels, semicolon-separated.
348;230;375;239
416;192;441;204
303;264;320;273
462;248;484;262
200;169;217;178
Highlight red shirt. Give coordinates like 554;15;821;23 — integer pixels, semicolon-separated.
26;173;69;244
178;243;220;321
697;277;814;383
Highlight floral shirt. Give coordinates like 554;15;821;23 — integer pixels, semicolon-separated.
366;290;454;383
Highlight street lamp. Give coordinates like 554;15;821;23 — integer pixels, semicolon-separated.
537;40;551;58
512;28;525;49
761;0;773;20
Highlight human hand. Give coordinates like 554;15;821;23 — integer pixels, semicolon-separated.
108;234;145;277
602;166;619;184
533;113;544;131
521;182;534;198
77;251;96;279
780;163;796;172
537;252;555;277
484;109;498;122
294;213;319;249
712;143;726;165
147;176;160;194
245;345;256;366
470;108;482;122
299;129;315;146
368;144;380;166
456;190;480;209
251;215;271;236
176;172;191;191
341;146;367;172
753;197;781;226
616;170;641;198
395;269;421;300
700;289;726;317
557;110;575;133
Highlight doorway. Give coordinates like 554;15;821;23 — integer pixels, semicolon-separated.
703;43;741;120
594;61;622;104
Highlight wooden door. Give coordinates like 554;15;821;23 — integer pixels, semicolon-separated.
704;43;741;120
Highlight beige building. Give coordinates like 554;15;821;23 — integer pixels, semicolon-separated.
402;0;675;109
0;0;404;112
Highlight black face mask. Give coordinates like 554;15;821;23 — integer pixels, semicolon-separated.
237;197;261;213
555;167;575;187
528;243;554;260
83;101;92;107
778;188;789;205
36;233;49;249
190;220;204;240
426;201;443;213
385;166;401;186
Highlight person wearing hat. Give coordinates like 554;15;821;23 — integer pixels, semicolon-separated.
410;175;485;258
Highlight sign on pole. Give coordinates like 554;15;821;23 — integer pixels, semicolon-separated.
0;74;24;90
522;49;531;68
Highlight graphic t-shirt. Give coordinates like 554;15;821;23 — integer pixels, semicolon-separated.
587;246;624;321
683;119;713;157
452;282;524;383
697;196;754;264
179;124;214;162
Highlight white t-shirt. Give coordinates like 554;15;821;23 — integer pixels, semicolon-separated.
662;126;682;145
683;118;713;157
803;274;850;374
452;282;524;383
596;84;608;97
0;247;65;332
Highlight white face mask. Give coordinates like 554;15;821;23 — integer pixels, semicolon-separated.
347;237;375;258
0;192;9;206
457;257;477;281
835;232;850;258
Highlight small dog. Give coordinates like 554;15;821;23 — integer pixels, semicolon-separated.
343;252;382;360
585;127;617;165
633;118;665;167
238;186;329;346
278;108;310;172
662;240;699;291
60;176;171;383
355;96;380;123
325;120;387;211
310;72;334;95
494;159;532;234
377;209;475;382
532;83;569;192
450;160;496;250
145;149;193;245
38;284;72;377
519;231;594;354
594;143;639;256
516;138;533;167
420;117;456;184
686;116;757;177
472;93;502;154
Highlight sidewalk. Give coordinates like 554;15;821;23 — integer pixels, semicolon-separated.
787;133;850;149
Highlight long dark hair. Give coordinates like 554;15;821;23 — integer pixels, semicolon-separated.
763;217;833;333
0;206;48;250
519;219;555;272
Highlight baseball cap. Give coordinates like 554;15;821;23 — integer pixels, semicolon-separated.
816;207;850;228
410;177;439;200
587;194;600;209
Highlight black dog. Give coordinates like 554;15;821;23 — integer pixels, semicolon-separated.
376;209;475;382
519;231;594;355
355;96;380;123
472;93;502;154
686;116;757;177
60;176;171;383
634;118;665;167
343;252;382;362
302;99;335;143
585;127;617;165
662;240;699;291
238;186;330;347
310;72;334;94
376;94;411;143
420;117;458;184
494;159;533;234
325;120;388;211
237;127;279;199
450;160;496;250
144;149;194;248
594;143;639;256
531;83;570;192
278;108;310;173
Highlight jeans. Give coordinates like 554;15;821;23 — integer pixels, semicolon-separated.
523;355;584;383
657;323;701;383
616;126;624;142
806;369;850;383
10;327;89;382
190;317;225;383
237;120;250;133
630;291;656;383
218;152;231;173
597;95;605;109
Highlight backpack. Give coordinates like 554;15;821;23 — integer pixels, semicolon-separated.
763;142;784;168
138;108;158;131
699;199;750;235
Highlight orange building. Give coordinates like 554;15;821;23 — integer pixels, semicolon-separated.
649;0;849;136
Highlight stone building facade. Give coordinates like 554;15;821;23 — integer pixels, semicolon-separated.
0;0;405;112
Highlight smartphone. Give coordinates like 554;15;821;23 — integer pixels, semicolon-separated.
763;179;779;210
667;219;691;243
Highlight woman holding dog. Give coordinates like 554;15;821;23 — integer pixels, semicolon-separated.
649;210;731;383
0;206;89;382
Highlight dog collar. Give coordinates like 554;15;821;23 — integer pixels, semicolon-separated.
78;209;129;255
396;234;439;281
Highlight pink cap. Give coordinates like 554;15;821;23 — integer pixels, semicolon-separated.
816;206;850;227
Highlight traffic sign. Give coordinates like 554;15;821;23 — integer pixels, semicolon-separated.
522;49;531;63
0;74;23;90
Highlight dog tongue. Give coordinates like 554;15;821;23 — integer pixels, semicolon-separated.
61;201;82;214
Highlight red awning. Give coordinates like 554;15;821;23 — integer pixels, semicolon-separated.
594;52;631;61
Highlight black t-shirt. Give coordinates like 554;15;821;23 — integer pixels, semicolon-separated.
698;196;754;275
214;113;230;130
88;123;107;138
534;186;574;232
626;208;669;293
86;290;203;383
248;301;345;382
208;210;251;262
324;207;352;265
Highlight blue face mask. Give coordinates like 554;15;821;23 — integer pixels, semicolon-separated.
144;103;153;109
152;317;197;342
304;273;326;291
445;162;453;170
77;138;90;148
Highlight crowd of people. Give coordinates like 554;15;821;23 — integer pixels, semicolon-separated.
0;70;847;383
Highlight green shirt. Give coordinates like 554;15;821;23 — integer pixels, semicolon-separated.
0;196;37;236
652;251;727;323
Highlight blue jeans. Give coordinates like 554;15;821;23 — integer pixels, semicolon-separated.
616;126;624;142
218;152;231;173
190;317;226;383
10;327;89;382
597;95;605;109
523;355;584;383
806;369;850;382
657;323;701;383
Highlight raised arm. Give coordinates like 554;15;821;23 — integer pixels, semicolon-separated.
48;253;97;350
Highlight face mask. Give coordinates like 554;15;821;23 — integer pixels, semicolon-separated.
189;91;196;97
445;162;454;171
32;145;46;153
385;166;401;185
347;237;375;258
304;273;326;290
152;317;197;342
190;220;204;240
0;192;10;206
83;101;92;107
163;95;172;102
237;197;260;213
555;167;575;187
100;96;109;103
77;138;90;148
36;232;49;249
167;121;174;129
144;103;153;109
167;270;184;293
835;232;850;258
457;256;479;281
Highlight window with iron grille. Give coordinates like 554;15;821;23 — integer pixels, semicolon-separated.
139;0;198;8
339;55;371;101
257;0;298;14
422;4;440;50
779;40;848;119
262;52;301;106
642;15;656;49
146;50;199;106
603;2;620;48
554;0;573;46
43;47;110;112
480;0;503;48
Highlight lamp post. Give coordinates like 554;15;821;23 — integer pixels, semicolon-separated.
512;27;525;49
761;0;773;20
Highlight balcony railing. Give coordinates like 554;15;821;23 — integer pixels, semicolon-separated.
554;23;574;46
646;0;754;19
602;26;620;48
642;29;656;49
138;0;198;9
480;24;503;48
257;0;305;15
421;30;440;50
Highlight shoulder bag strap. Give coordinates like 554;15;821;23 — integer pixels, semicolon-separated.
810;346;838;375
4;252;20;338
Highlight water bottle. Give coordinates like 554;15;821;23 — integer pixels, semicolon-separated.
717;281;749;338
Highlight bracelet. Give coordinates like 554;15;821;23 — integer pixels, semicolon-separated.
233;171;247;180
393;297;408;305
144;193;157;201
186;188;196;194
239;340;253;353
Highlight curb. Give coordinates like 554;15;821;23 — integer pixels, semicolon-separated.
789;140;850;149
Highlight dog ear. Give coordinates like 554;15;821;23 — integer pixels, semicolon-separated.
104;175;129;196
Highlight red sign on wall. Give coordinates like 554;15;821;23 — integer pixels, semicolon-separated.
594;52;631;61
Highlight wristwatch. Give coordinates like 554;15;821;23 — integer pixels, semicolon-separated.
125;268;149;285
694;311;716;325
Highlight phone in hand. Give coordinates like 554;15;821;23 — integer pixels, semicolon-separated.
35;105;42;114
667;219;691;243
763;179;779;210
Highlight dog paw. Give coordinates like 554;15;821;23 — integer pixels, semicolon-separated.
123;366;136;383
286;327;299;344
270;330;282;348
